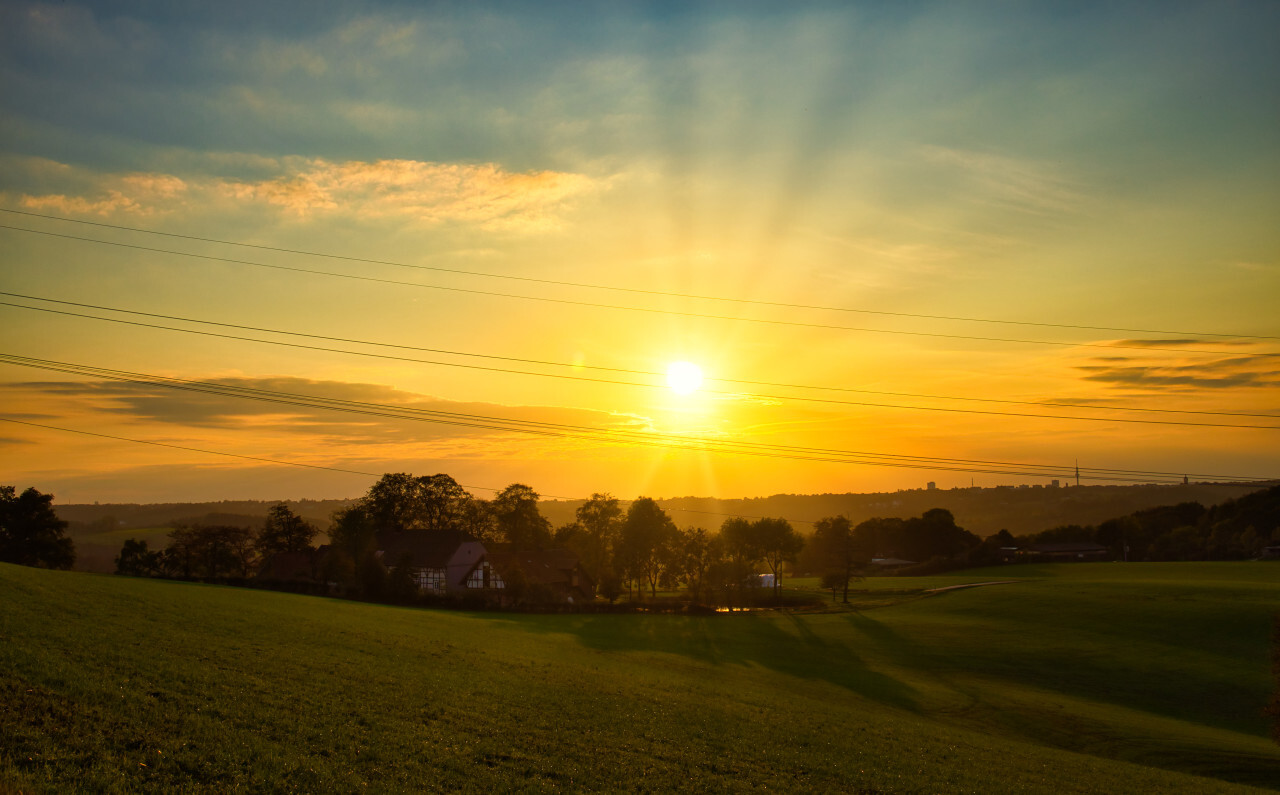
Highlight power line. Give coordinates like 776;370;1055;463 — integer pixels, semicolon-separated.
4;222;1276;359
4;291;1274;420
3;206;1275;342
4;300;1277;431
0;416;822;525
3;353;1272;483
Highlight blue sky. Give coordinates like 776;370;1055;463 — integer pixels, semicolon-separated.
1;1;1277;501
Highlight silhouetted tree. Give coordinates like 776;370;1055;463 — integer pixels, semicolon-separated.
575;492;623;578
493;483;551;549
677;527;716;603
163;524;254;578
457;496;498;542
256;503;318;556
719;517;761;568
900;508;978;562
617;497;679;597
361;472;475;533
754;517;804;599
810;515;860;603
386;552;418;602
0;485;75;569
115;538;162;576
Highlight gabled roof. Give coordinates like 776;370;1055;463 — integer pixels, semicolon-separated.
487;548;593;587
375;529;480;568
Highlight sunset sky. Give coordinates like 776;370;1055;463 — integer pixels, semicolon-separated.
1;1;1277;504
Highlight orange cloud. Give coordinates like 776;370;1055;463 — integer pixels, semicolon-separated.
221;158;601;230
13;157;601;231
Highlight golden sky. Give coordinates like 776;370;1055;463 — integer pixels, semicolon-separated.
1;2;1277;503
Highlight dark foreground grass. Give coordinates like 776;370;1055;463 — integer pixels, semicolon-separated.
2;562;1278;793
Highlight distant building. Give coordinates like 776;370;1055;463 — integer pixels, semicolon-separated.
1051;480;1060;488
1021;542;1110;562
376;528;489;595
870;557;916;569
927;482;936;491
487;548;595;603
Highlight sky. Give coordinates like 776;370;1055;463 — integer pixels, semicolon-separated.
1;0;1277;505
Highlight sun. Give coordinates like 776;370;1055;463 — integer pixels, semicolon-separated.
666;361;704;395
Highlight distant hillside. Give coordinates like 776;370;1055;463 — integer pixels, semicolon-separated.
56;498;354;532
56;482;1274;574
623;481;1277;537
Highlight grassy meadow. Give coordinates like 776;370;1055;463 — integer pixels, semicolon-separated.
2;562;1278;792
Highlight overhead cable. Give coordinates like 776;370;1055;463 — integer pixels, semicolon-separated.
3;206;1274;341
3;223;1276;359
3;301;1276;431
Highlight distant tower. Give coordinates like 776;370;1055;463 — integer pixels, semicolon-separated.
1075;460;1080;487
1184;474;1189;485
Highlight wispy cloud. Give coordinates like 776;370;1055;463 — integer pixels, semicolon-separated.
221;158;601;230
1075;355;1280;390
10;156;604;231
919;145;1085;215
1109;338;1257;349
2;376;637;444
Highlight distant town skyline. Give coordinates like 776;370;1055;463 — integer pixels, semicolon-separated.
1;1;1277;503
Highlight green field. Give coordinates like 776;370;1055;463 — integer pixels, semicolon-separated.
3;563;1277;792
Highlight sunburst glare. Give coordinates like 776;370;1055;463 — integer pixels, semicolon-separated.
666;361;704;396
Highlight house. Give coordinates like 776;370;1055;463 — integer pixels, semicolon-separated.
486;548;595;603
1022;542;1110;561
376;529;489;595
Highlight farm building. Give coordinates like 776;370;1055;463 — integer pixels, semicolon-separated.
1022;541;1110;561
486;549;595;603
375;529;488;595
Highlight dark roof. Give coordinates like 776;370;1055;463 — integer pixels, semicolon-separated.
487;548;592;587
376;529;480;568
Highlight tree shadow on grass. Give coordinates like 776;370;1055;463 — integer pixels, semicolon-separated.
839;610;1280;791
484;611;918;712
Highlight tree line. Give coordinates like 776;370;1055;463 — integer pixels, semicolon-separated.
1008;484;1280;561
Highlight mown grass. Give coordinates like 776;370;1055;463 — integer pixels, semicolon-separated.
2;562;1278;792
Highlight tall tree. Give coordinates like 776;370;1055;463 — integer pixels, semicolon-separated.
617;497;679;597
417;473;473;533
754;517;804;599
0;485;75;570
163;524;254;579
115;539;162;577
362;472;424;530
493;483;551;549
256;503;318;556
677;527;717;603
809;515;859;603
574;492;622;577
719;517;761;567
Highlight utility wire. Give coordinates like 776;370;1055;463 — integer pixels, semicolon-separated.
3;206;1275;341
3;353;1272;483
3;302;1277;432
3;291;1274;420
4;223;1276;359
0;417;825;524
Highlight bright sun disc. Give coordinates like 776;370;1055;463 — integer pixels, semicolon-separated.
667;361;704;395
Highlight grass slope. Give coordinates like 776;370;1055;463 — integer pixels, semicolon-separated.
2;563;1277;793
